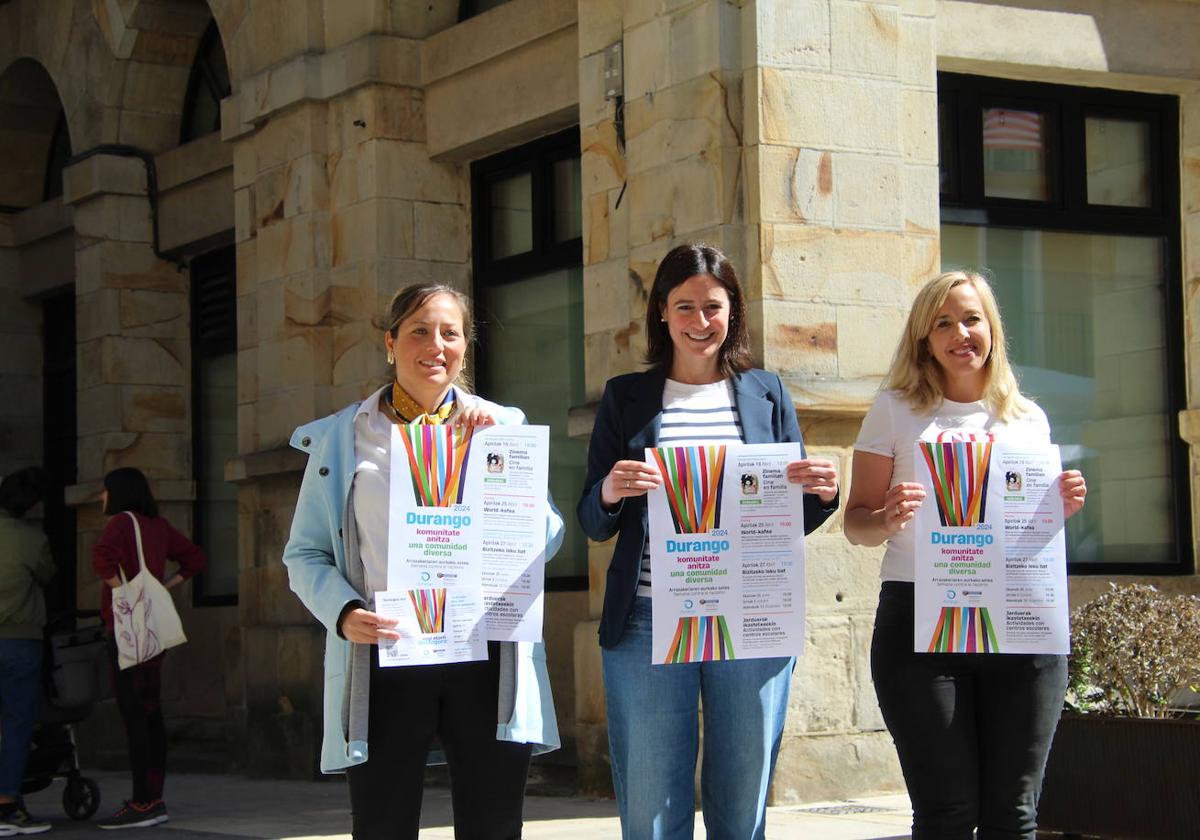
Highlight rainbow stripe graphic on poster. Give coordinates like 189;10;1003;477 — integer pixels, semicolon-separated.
399;425;474;507
919;440;993;526
408;588;447;634
651;445;726;534
664;615;735;663
927;606;999;653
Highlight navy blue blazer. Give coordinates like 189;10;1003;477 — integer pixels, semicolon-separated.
577;368;839;648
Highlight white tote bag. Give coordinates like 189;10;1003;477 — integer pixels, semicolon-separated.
112;511;187;670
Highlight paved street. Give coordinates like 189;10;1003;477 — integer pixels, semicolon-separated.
22;770;913;838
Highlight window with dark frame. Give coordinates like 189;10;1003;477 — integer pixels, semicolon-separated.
42;289;77;616
472;128;583;285
458;0;512;21
43;110;70;202
938;72;1188;575
191;247;239;606
471;128;587;590
180;21;231;144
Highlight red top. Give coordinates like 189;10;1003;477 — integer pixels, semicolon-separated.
90;512;207;628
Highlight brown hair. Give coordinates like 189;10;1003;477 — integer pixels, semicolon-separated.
377;283;474;339
882;269;1033;421
644;243;752;377
375;283;474;390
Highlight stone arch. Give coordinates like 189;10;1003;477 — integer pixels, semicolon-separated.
0;1;121;152
0;1;247;155
103;0;227;151
0;58;71;209
204;0;249;86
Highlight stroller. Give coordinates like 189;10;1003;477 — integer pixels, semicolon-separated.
19;610;106;820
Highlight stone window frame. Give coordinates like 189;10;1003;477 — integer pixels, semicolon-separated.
190;245;239;607
939;71;1190;576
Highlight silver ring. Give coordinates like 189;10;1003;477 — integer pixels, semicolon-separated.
625;479;631;490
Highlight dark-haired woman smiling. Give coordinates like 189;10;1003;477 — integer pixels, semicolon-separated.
578;243;840;840
91;467;206;829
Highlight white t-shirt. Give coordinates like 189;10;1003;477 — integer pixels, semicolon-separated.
854;389;1051;582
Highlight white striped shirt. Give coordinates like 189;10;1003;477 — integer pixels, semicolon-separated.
638;379;743;597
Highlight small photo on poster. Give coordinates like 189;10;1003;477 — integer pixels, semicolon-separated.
486;451;505;474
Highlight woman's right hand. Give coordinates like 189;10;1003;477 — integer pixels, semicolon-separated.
600;459;663;510
880;482;926;535
339;608;401;644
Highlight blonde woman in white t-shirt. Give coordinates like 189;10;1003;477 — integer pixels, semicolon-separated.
845;270;1087;840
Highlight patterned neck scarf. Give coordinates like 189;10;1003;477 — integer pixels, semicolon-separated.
382;382;456;425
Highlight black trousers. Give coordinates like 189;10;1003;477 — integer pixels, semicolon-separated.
107;640;167;803
870;582;1067;840
346;642;533;840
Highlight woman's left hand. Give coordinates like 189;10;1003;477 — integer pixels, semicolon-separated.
787;458;839;504
454;406;496;427
1060;469;1087;519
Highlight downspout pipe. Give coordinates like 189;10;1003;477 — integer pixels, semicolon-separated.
65;144;187;271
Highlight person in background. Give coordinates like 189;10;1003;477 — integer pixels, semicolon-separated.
283;283;564;840
0;467;54;836
91;468;206;831
845;270;1087;839
577;243;840;840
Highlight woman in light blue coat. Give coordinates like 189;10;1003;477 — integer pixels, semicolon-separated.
283;283;562;840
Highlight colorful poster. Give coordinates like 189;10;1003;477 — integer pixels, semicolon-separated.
374;588;486;666
646;442;806;665
382;423;550;667
914;439;1068;654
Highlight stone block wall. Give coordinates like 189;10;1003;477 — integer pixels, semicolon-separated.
748;0;939;411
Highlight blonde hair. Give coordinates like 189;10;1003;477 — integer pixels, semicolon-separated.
882;270;1034;422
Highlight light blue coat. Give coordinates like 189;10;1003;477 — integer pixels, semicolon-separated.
281;390;563;773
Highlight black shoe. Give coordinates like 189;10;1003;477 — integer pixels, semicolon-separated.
0;804;51;835
96;801;167;830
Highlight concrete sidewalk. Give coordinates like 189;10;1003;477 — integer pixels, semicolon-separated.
23;770;913;839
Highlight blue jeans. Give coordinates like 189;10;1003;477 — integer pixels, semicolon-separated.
0;639;42;798
602;598;792;840
871;582;1067;840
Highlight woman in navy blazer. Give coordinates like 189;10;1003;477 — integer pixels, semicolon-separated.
578;243;840;840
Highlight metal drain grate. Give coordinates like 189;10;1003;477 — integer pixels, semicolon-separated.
796;804;894;816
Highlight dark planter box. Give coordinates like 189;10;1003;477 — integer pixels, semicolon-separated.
1038;713;1200;839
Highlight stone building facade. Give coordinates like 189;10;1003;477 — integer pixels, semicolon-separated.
2;0;1199;801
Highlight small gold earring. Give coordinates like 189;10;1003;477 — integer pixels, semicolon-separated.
386;350;394;365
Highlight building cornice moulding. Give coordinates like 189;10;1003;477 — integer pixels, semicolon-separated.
220;33;422;140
